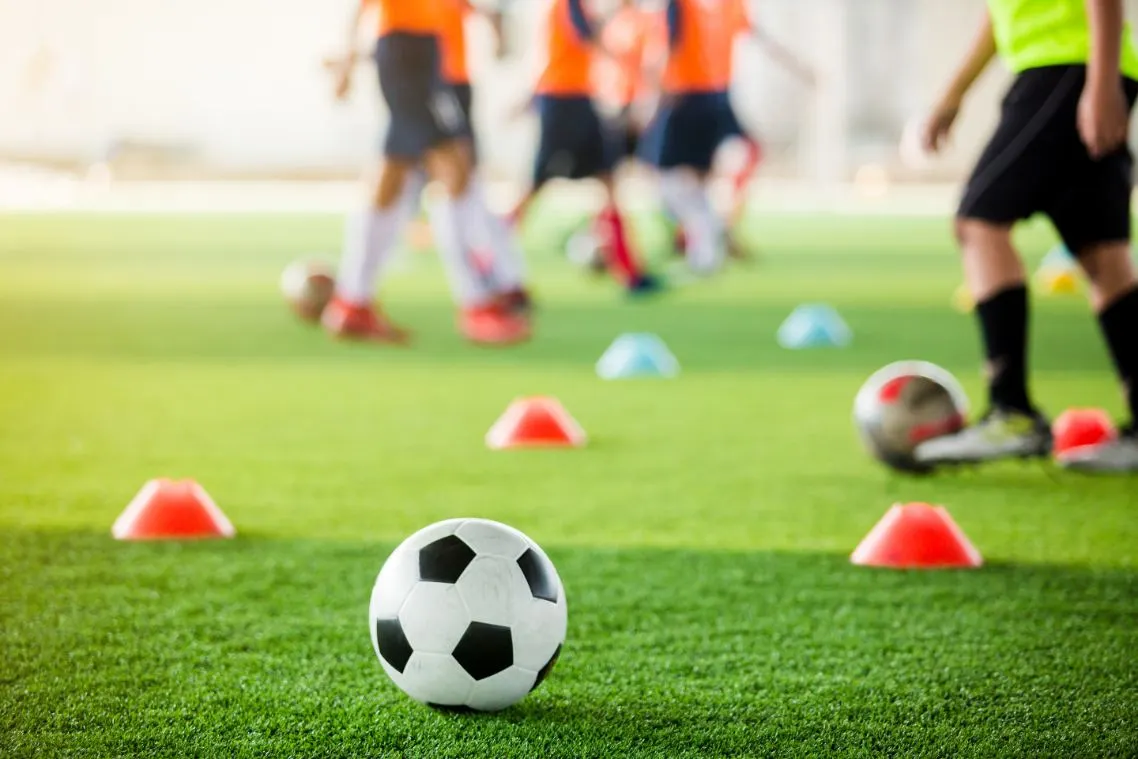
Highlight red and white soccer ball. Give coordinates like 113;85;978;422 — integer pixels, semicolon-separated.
369;518;567;712
853;361;970;473
280;259;335;322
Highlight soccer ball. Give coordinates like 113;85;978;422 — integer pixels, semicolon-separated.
565;229;608;273
369;518;567;712
280;259;335;322
853;361;969;473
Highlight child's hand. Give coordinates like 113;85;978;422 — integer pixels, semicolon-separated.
1078;80;1129;159
921;97;961;153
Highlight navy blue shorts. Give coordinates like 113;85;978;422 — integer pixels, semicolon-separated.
374;33;466;160
451;82;478;159
716;98;749;144
640;92;732;172
532;95;617;185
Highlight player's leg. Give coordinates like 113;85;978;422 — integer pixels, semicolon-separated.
1049;83;1138;472
650;94;726;276
424;134;531;345
914;68;1079;466
452;83;532;312
586;104;658;292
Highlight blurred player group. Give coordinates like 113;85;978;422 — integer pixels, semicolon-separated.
321;0;812;347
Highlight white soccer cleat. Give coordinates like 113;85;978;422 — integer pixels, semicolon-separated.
914;407;1052;467
1057;428;1138;473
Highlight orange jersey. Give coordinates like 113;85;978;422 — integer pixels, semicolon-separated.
437;0;471;84
370;0;441;37
707;0;752;89
662;0;720;93
596;6;653;107
536;0;595;96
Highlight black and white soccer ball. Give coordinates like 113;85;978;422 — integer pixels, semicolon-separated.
280;258;335;322
369;518;567;712
853;360;970;473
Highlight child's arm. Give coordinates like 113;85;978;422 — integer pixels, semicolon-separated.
921;9;996;152
1080;0;1130;157
328;0;369;101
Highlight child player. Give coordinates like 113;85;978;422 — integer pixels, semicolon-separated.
639;0;732;275
511;0;660;296
662;0;814;262
325;0;531;346
914;0;1138;472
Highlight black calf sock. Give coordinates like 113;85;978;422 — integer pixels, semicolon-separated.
975;285;1034;414
1098;286;1138;426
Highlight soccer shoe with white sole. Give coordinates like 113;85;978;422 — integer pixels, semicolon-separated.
1057;427;1138;473
914;407;1052;467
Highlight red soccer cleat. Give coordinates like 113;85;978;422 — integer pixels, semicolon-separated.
321;297;411;344
460;303;531;346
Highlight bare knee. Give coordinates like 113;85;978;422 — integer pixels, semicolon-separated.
371;160;411;210
424;142;473;198
1077;241;1137;311
954;218;1025;301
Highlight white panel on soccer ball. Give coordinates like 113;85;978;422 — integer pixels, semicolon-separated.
398;652;475;706
511;596;567;671
456;556;532;626
370;547;420;620
397;518;468;554
455;519;528;560
465;666;539;712
399;582;471;655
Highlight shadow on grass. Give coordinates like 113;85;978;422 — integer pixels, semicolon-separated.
0;528;1135;757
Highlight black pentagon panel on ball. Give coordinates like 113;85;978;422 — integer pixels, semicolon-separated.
530;644;561;693
375;619;414;673
451;622;514;681
516;548;559;603
419;535;477;584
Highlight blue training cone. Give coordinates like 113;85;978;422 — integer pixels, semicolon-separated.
596;333;680;379
1038;244;1077;275
777;304;852;349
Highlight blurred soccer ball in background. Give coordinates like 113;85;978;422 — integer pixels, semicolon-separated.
854;360;969;473
280;259;335;322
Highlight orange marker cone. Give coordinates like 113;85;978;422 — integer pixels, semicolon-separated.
112;479;236;540
1053;408;1117;459
485;397;586;450
851;503;981;569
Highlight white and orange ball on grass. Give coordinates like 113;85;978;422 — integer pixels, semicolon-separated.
853;361;970;473
280;259;335;322
369;518;567;712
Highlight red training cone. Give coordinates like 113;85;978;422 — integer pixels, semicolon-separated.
485;397;586;450
1052;408;1117;459
851;503;981;569
112;479;236;541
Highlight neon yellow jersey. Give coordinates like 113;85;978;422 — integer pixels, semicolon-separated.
987;0;1138;80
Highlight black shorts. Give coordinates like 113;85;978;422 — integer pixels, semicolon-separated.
374;33;466;160
451;82;478;160
614;106;642;160
959;65;1138;253
532;95;617;185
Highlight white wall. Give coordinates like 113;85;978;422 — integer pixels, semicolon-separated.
1;0;1135;179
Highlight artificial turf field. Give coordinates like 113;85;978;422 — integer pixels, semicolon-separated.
1;206;1136;758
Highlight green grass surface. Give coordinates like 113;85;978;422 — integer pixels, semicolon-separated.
1;209;1136;757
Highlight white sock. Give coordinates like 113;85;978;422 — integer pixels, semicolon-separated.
427;184;495;307
658;171;724;275
335;177;422;304
472;178;527;291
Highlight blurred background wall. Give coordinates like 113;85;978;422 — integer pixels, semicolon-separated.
2;0;1136;182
